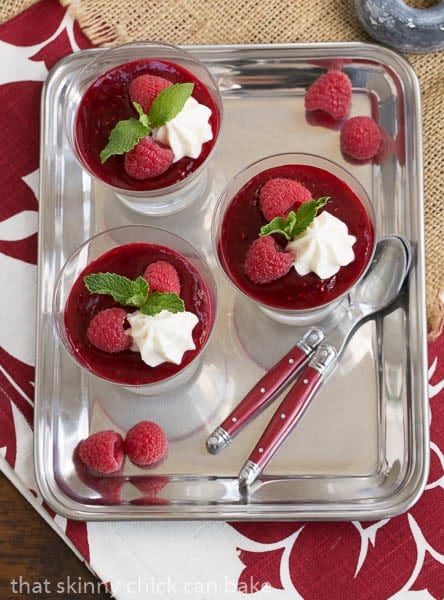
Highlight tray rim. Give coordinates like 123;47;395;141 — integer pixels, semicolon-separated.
34;41;429;521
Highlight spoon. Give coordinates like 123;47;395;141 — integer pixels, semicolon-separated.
238;234;411;488
206;309;345;454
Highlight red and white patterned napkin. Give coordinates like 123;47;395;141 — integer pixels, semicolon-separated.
0;1;443;598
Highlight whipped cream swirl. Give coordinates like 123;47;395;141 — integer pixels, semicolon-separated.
126;309;198;367
286;211;356;279
153;97;213;162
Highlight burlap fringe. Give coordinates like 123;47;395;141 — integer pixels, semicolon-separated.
427;287;444;341
0;0;36;22
60;0;120;45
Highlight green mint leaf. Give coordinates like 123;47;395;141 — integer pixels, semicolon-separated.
259;211;297;241
126;276;150;306
132;101;150;128
148;83;194;128
139;292;185;316
83;273;148;306
100;117;150;163
259;197;329;240
291;197;329;237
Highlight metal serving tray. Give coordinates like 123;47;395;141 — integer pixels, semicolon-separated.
35;43;429;520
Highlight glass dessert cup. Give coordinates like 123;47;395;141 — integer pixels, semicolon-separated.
212;153;376;326
65;41;223;216
53;225;217;395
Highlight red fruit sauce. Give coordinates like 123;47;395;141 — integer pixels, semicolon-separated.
64;243;214;385
75;59;221;191
218;164;374;311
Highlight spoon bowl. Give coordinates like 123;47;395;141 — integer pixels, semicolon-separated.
350;234;410;316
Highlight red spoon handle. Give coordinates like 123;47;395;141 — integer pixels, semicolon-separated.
206;328;325;453
239;342;338;486
221;345;308;432
244;365;323;472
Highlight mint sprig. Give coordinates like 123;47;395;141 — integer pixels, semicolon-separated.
260;197;329;241
84;273;148;305
84;272;185;315
140;292;185;316
100;83;194;164
149;83;194;127
99;116;147;164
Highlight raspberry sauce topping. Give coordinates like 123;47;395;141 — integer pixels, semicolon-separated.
218;164;374;311
64;243;213;385
75;59;221;191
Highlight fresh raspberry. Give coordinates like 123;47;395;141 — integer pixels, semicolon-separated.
259;178;312;221
340;116;382;161
124;136;174;180
124;421;168;467
78;430;125;474
129;74;172;113
87;307;132;353
244;236;294;284
143;260;181;294
305;70;352;120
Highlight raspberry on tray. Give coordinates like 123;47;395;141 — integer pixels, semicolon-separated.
340;116;382;161
78;430;125;474
124;421;168;467
304;70;352;121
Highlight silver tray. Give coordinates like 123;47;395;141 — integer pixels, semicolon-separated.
35;43;429;520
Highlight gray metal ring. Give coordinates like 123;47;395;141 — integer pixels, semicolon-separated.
355;0;444;53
